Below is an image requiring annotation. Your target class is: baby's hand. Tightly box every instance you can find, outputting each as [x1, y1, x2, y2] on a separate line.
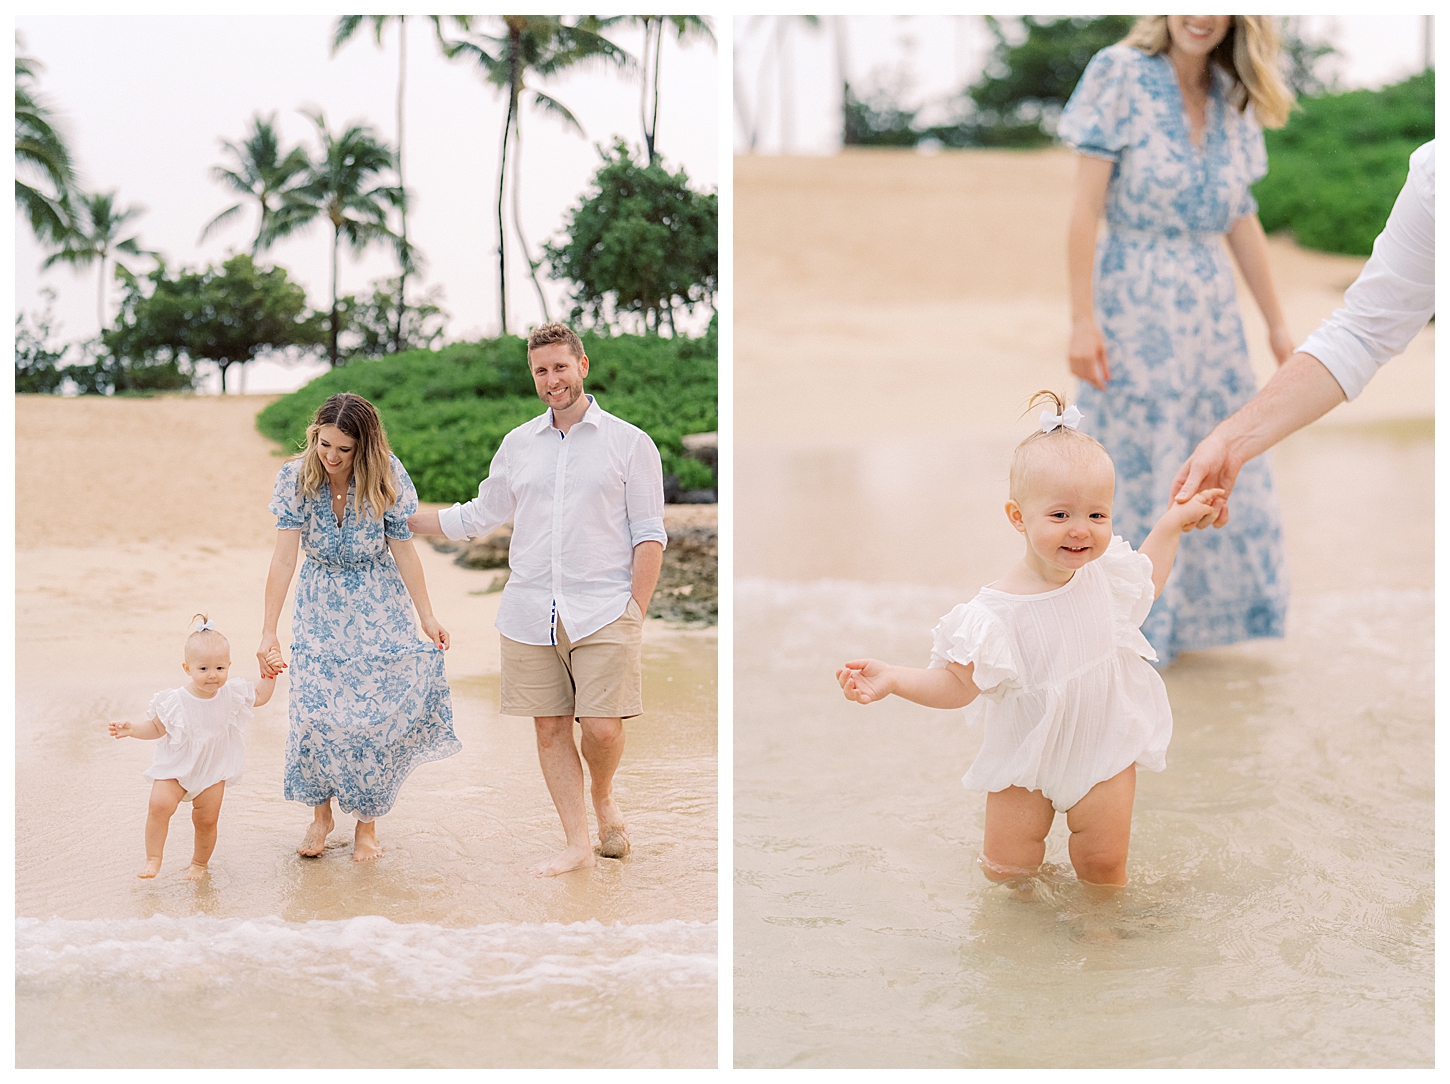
[108, 720, 133, 740]
[263, 648, 287, 676]
[1165, 488, 1225, 532]
[837, 659, 892, 705]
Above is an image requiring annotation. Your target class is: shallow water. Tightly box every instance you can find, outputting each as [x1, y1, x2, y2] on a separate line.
[733, 421, 1433, 1069]
[16, 632, 717, 1068]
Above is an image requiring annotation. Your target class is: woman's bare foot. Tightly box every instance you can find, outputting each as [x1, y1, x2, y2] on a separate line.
[352, 820, 383, 863]
[184, 862, 208, 881]
[531, 844, 596, 877]
[137, 857, 163, 879]
[593, 794, 631, 858]
[298, 814, 334, 857]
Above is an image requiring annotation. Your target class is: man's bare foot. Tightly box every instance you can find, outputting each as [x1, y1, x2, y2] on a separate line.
[352, 821, 383, 863]
[298, 816, 334, 856]
[531, 845, 596, 877]
[184, 862, 208, 881]
[593, 794, 630, 858]
[137, 857, 163, 879]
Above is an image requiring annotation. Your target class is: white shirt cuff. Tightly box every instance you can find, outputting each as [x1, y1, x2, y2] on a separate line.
[438, 503, 468, 541]
[630, 518, 668, 550]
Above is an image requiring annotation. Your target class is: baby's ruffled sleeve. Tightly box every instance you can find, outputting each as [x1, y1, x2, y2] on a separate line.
[1097, 535, 1158, 662]
[269, 461, 304, 531]
[383, 456, 419, 541]
[148, 689, 187, 744]
[228, 679, 256, 732]
[928, 603, 1018, 696]
[1058, 47, 1135, 161]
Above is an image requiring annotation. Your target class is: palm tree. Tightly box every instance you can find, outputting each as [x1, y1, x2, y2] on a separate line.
[606, 16, 715, 162]
[331, 15, 471, 352]
[267, 111, 400, 365]
[15, 36, 77, 246]
[42, 191, 151, 333]
[445, 16, 631, 334]
[200, 112, 311, 253]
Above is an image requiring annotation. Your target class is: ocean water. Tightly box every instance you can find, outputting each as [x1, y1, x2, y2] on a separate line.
[734, 578, 1432, 1068]
[16, 631, 718, 1068]
[17, 915, 715, 1068]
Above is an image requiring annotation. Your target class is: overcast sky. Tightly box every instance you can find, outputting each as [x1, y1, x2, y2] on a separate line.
[15, 14, 718, 392]
[735, 14, 1435, 154]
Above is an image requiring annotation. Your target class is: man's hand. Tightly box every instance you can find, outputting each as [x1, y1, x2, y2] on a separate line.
[407, 509, 443, 535]
[1171, 430, 1241, 529]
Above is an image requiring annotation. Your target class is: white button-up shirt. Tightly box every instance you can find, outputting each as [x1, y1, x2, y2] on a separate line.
[1298, 140, 1435, 400]
[439, 396, 667, 645]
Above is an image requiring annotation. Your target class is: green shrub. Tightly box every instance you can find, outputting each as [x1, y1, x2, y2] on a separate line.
[1255, 71, 1433, 256]
[256, 320, 717, 504]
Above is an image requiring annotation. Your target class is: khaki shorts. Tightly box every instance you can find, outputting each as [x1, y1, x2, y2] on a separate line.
[500, 599, 644, 719]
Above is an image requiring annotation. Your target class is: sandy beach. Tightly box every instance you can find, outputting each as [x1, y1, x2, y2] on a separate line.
[15, 393, 717, 1068]
[733, 149, 1431, 1068]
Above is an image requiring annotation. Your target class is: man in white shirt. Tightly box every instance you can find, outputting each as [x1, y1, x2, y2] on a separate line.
[1172, 140, 1434, 524]
[408, 323, 667, 876]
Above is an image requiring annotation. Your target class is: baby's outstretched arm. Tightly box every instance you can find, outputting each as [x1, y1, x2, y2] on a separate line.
[1139, 488, 1227, 597]
[837, 659, 980, 709]
[109, 716, 166, 740]
[252, 649, 285, 708]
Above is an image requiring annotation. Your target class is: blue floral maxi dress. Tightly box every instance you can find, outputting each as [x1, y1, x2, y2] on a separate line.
[1058, 44, 1288, 664]
[270, 455, 459, 819]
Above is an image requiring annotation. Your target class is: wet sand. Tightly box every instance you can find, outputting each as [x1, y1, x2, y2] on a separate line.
[733, 150, 1432, 1067]
[15, 394, 717, 1068]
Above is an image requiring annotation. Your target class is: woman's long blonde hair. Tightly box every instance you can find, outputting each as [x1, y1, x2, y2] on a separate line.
[292, 392, 397, 519]
[1124, 16, 1293, 129]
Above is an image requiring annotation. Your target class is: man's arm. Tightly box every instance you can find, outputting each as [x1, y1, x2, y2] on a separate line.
[1172, 352, 1346, 520]
[630, 540, 663, 616]
[408, 442, 514, 540]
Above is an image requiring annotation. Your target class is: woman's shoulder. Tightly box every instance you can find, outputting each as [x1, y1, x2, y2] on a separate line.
[275, 457, 302, 483]
[1087, 42, 1153, 78]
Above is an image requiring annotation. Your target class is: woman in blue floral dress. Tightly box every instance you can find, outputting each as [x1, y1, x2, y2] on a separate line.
[258, 392, 459, 861]
[1060, 16, 1296, 664]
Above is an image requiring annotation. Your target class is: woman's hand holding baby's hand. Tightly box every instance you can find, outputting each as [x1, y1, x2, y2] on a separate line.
[108, 720, 133, 739]
[257, 632, 285, 678]
[263, 648, 287, 676]
[837, 659, 891, 705]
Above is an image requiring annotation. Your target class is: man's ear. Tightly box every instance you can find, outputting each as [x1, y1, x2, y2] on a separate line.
[578, 353, 589, 379]
[1004, 499, 1026, 534]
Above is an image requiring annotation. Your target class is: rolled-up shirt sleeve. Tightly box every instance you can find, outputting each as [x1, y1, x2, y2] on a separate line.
[625, 431, 668, 550]
[439, 440, 516, 541]
[1297, 141, 1435, 401]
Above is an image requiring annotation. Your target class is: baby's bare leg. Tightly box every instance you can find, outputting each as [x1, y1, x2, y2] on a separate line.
[141, 779, 186, 878]
[1065, 764, 1136, 887]
[981, 786, 1055, 880]
[186, 781, 225, 879]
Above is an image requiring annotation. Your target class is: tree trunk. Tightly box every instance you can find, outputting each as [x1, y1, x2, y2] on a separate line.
[97, 259, 106, 334]
[511, 113, 550, 323]
[496, 44, 519, 337]
[329, 227, 340, 365]
[639, 18, 654, 161]
[649, 21, 664, 161]
[394, 16, 408, 354]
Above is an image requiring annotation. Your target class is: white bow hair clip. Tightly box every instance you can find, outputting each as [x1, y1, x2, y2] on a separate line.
[194, 618, 217, 632]
[1040, 404, 1083, 433]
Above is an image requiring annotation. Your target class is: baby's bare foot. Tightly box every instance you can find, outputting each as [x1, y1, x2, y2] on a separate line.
[531, 845, 596, 877]
[352, 822, 383, 863]
[184, 862, 208, 881]
[137, 857, 162, 879]
[298, 816, 334, 857]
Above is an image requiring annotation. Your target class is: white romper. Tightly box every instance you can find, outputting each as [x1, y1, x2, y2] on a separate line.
[143, 679, 254, 801]
[929, 537, 1172, 812]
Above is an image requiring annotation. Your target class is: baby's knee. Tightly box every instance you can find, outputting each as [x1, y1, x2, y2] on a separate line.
[977, 852, 1041, 883]
[148, 793, 180, 819]
[191, 805, 221, 830]
[1068, 842, 1128, 887]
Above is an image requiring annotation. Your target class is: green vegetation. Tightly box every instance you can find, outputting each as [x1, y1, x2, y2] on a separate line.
[545, 140, 717, 335]
[1254, 71, 1433, 256]
[255, 320, 718, 504]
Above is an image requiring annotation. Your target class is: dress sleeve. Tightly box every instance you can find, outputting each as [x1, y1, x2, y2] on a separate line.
[1232, 107, 1269, 220]
[927, 603, 1018, 695]
[384, 456, 419, 541]
[227, 679, 257, 732]
[147, 689, 187, 744]
[1097, 536, 1159, 662]
[1058, 47, 1135, 161]
[269, 461, 304, 531]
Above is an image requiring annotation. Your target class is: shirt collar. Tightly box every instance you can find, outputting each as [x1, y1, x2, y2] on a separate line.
[535, 394, 602, 434]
